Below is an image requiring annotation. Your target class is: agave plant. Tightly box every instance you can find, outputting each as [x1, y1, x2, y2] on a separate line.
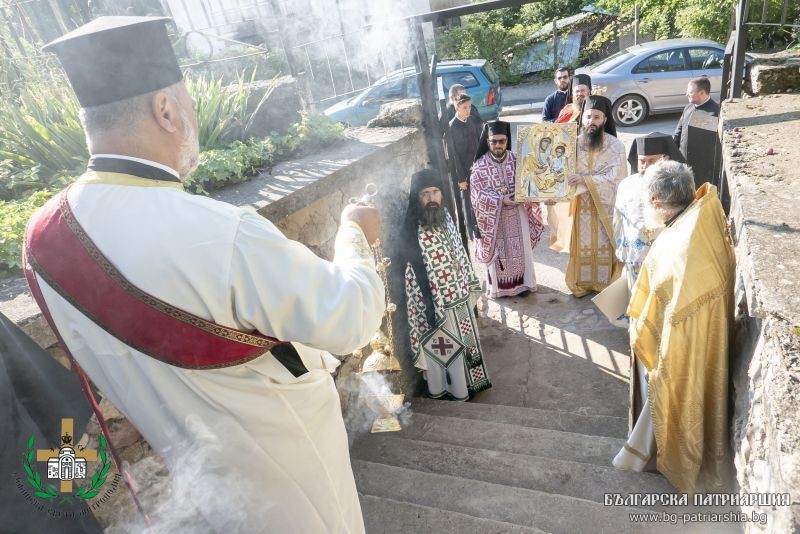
[0, 73, 88, 199]
[186, 69, 259, 151]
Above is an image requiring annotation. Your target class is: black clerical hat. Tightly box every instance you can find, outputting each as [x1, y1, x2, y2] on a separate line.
[474, 120, 513, 161]
[627, 132, 685, 174]
[43, 16, 183, 108]
[580, 95, 617, 137]
[566, 73, 592, 104]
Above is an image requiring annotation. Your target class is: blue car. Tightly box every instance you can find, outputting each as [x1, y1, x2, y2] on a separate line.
[324, 59, 502, 126]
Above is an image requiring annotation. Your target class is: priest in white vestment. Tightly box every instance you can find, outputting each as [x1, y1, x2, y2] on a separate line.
[28, 17, 384, 533]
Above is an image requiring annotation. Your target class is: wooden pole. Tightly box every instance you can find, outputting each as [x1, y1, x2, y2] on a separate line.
[634, 4, 640, 45]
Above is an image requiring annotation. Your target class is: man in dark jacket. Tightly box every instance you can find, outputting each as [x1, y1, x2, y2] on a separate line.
[673, 77, 719, 158]
[541, 67, 570, 122]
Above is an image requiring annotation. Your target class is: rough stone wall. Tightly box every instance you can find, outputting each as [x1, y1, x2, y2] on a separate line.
[260, 128, 429, 407]
[746, 51, 800, 96]
[723, 94, 800, 532]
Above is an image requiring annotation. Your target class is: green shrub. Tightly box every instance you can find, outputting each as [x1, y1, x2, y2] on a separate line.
[0, 113, 344, 272]
[0, 189, 57, 274]
[0, 74, 88, 196]
[183, 113, 344, 195]
[0, 71, 258, 201]
[436, 22, 529, 84]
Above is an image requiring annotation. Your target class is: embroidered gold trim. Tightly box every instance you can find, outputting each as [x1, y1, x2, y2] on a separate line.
[56, 193, 279, 349]
[77, 171, 185, 190]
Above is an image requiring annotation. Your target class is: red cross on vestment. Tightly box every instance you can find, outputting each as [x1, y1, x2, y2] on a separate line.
[431, 250, 444, 263]
[439, 270, 451, 283]
[444, 287, 457, 301]
[422, 233, 434, 244]
[431, 336, 454, 356]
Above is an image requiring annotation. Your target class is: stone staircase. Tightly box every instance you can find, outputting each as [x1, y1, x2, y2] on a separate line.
[351, 240, 740, 534]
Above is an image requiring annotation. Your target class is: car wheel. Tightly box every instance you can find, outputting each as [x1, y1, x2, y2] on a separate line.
[612, 94, 648, 127]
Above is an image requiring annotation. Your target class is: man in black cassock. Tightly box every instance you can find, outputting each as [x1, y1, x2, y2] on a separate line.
[448, 93, 483, 242]
[673, 77, 719, 158]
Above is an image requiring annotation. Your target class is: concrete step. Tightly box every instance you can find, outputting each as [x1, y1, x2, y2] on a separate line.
[354, 460, 671, 534]
[413, 396, 628, 438]
[351, 435, 675, 508]
[393, 411, 625, 467]
[360, 494, 545, 533]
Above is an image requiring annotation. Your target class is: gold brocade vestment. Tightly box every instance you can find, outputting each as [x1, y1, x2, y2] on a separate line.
[564, 134, 626, 297]
[628, 184, 735, 493]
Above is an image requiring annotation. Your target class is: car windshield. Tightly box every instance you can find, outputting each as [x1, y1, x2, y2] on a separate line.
[589, 50, 633, 73]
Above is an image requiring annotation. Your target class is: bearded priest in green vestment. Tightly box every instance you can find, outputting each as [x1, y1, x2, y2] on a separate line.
[399, 168, 490, 400]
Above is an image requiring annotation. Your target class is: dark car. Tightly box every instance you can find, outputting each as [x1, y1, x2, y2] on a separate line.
[325, 59, 502, 126]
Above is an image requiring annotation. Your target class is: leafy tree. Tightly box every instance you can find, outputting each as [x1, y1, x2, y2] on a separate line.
[519, 0, 593, 29]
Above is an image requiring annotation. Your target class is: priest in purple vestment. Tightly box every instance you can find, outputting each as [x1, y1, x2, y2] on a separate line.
[470, 121, 545, 298]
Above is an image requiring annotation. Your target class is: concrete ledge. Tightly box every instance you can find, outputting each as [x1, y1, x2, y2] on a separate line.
[500, 101, 544, 117]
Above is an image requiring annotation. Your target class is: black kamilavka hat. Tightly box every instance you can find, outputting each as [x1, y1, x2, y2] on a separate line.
[474, 120, 513, 162]
[43, 16, 183, 108]
[580, 95, 617, 137]
[627, 132, 685, 174]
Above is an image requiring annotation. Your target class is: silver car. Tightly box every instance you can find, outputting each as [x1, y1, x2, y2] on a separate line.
[577, 38, 734, 127]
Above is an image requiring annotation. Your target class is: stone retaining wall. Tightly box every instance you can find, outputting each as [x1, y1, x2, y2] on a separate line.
[722, 94, 800, 532]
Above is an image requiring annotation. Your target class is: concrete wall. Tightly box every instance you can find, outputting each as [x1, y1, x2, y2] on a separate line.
[722, 94, 800, 532]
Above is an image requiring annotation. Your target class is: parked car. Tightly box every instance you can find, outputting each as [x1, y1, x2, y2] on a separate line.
[577, 38, 751, 127]
[324, 59, 502, 126]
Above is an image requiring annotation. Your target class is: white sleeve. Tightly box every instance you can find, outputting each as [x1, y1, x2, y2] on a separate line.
[228, 210, 385, 355]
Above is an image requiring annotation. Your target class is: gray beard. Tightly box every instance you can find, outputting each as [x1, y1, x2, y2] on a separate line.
[421, 204, 444, 228]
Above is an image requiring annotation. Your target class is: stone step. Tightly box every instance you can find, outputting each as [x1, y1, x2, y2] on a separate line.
[412, 397, 628, 439]
[351, 435, 675, 508]
[359, 494, 545, 533]
[391, 411, 625, 467]
[354, 460, 671, 534]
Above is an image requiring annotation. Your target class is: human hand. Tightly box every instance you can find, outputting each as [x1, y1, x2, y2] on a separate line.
[567, 174, 586, 187]
[458, 181, 468, 191]
[543, 200, 557, 206]
[502, 194, 517, 206]
[341, 204, 382, 245]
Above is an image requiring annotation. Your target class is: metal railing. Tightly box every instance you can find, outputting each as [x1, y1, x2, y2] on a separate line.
[722, 0, 799, 101]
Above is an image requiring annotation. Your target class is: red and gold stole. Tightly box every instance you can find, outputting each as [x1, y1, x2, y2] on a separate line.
[24, 186, 287, 370]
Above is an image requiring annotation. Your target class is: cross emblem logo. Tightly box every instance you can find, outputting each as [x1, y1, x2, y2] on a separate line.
[36, 419, 97, 493]
[431, 336, 454, 356]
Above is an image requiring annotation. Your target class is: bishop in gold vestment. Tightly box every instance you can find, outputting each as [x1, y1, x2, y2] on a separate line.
[627, 182, 734, 493]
